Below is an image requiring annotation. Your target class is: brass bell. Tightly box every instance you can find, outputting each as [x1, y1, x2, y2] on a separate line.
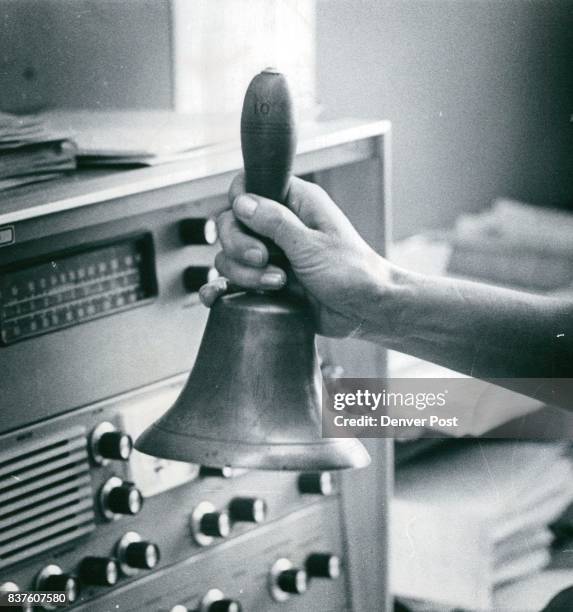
[135, 69, 370, 470]
[135, 291, 370, 470]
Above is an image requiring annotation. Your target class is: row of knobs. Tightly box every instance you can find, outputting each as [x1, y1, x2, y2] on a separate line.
[89, 423, 142, 521]
[96, 472, 332, 544]
[100, 480, 326, 528]
[165, 553, 340, 612]
[270, 553, 341, 600]
[191, 498, 265, 546]
[2, 550, 338, 610]
[191, 472, 334, 546]
[21, 532, 160, 608]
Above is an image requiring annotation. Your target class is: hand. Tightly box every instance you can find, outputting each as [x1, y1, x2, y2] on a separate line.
[200, 173, 393, 338]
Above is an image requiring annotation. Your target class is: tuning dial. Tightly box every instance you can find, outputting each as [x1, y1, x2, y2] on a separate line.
[269, 559, 308, 602]
[116, 532, 160, 576]
[298, 472, 334, 496]
[90, 422, 133, 464]
[199, 589, 242, 612]
[179, 218, 218, 245]
[183, 267, 218, 293]
[100, 477, 143, 520]
[191, 502, 231, 546]
[35, 565, 79, 608]
[229, 497, 267, 524]
[79, 556, 119, 586]
[305, 553, 341, 579]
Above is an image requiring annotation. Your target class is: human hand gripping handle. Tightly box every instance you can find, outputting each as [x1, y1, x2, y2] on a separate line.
[201, 71, 394, 339]
[207, 173, 393, 338]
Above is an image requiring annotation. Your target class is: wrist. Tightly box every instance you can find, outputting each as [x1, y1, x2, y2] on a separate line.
[353, 254, 410, 343]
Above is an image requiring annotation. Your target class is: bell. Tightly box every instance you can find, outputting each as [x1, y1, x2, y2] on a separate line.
[136, 68, 370, 470]
[135, 291, 370, 470]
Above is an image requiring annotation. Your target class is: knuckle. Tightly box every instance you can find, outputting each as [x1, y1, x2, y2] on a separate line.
[307, 181, 327, 199]
[268, 209, 288, 244]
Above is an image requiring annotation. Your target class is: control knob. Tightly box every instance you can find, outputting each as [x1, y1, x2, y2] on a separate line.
[199, 466, 234, 479]
[183, 267, 218, 293]
[100, 477, 143, 520]
[229, 497, 267, 524]
[179, 218, 218, 246]
[116, 532, 160, 576]
[199, 466, 248, 479]
[35, 565, 79, 609]
[79, 556, 119, 586]
[305, 553, 341, 579]
[90, 422, 132, 464]
[199, 589, 242, 612]
[191, 502, 231, 546]
[298, 472, 334, 496]
[269, 559, 307, 602]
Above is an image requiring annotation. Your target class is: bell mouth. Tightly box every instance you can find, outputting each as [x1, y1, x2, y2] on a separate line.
[135, 424, 371, 471]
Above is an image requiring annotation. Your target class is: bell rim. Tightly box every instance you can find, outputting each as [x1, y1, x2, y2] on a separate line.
[215, 291, 308, 315]
[135, 424, 371, 471]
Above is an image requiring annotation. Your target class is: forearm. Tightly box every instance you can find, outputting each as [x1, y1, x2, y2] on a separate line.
[361, 264, 573, 404]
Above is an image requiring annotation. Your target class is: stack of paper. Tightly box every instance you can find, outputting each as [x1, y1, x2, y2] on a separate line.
[447, 198, 573, 291]
[0, 112, 76, 191]
[391, 441, 573, 610]
[44, 110, 238, 166]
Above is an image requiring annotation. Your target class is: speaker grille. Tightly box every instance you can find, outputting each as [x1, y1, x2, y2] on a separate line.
[0, 426, 95, 569]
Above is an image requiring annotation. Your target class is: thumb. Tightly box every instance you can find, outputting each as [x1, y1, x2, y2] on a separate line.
[233, 193, 311, 257]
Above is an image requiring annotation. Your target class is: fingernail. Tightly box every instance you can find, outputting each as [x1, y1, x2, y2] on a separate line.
[214, 277, 228, 291]
[260, 272, 285, 288]
[234, 195, 258, 218]
[244, 248, 264, 265]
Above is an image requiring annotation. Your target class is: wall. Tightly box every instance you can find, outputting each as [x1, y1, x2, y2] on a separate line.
[0, 0, 172, 112]
[172, 0, 316, 115]
[316, 0, 573, 238]
[0, 0, 316, 116]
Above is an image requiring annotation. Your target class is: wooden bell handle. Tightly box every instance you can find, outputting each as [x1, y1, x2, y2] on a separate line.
[240, 68, 297, 267]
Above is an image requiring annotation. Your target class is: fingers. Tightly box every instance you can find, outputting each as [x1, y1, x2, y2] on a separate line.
[214, 251, 286, 291]
[228, 172, 347, 234]
[216, 209, 269, 267]
[198, 276, 230, 307]
[232, 193, 311, 257]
